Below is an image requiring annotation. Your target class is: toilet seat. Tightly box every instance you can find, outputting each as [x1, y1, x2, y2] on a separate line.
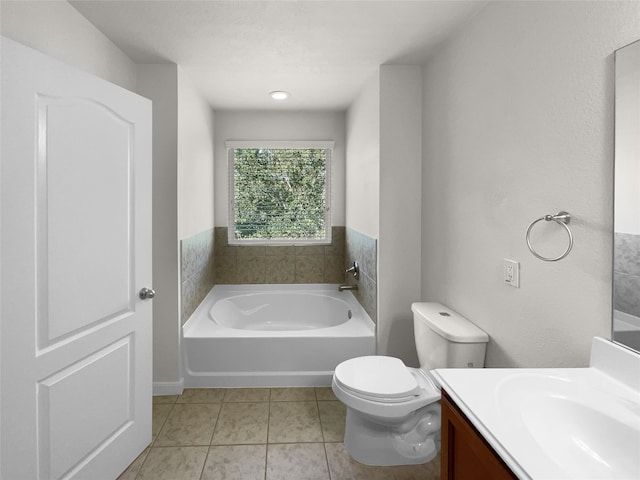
[334, 356, 422, 403]
[332, 357, 440, 419]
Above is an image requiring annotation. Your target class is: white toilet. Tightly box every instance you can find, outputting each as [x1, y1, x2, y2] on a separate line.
[331, 302, 489, 466]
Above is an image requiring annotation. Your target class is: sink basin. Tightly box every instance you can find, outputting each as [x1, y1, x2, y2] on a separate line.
[432, 338, 640, 480]
[497, 373, 640, 479]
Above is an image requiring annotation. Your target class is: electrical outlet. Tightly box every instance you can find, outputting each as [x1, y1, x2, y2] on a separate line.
[504, 259, 520, 288]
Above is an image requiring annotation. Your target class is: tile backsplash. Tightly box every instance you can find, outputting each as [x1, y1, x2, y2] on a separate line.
[345, 227, 377, 323]
[614, 232, 640, 317]
[180, 228, 215, 324]
[180, 226, 378, 326]
[214, 227, 345, 285]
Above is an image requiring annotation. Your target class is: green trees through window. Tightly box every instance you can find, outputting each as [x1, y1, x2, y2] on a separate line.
[231, 148, 330, 243]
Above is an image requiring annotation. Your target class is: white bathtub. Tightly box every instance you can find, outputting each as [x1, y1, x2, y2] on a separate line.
[182, 284, 376, 387]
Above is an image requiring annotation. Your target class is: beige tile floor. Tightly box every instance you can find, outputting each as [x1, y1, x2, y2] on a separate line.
[118, 387, 441, 480]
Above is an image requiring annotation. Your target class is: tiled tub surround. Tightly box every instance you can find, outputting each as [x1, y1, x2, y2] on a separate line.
[345, 227, 377, 323]
[119, 387, 440, 480]
[613, 232, 640, 317]
[214, 226, 345, 284]
[181, 228, 215, 324]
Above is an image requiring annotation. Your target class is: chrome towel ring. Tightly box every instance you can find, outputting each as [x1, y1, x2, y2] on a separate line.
[526, 211, 573, 262]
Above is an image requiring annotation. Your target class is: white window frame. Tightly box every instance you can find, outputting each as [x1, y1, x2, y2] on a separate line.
[226, 140, 334, 246]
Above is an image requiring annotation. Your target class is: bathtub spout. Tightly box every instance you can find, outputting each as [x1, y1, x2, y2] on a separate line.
[338, 284, 358, 292]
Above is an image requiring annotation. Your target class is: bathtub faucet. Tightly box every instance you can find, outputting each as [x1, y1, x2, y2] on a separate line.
[339, 261, 360, 291]
[338, 284, 358, 292]
[345, 261, 359, 280]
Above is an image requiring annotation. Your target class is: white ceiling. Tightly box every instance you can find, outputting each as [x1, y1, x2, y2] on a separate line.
[70, 0, 486, 110]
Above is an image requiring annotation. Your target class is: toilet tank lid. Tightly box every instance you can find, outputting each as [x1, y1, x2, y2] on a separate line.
[411, 302, 489, 343]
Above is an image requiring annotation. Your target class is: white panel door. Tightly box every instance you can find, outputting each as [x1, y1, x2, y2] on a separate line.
[1, 37, 153, 480]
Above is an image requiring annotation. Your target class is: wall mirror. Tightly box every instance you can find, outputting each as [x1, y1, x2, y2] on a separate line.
[613, 38, 640, 352]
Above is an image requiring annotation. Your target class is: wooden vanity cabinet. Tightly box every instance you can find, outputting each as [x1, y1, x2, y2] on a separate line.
[441, 389, 517, 480]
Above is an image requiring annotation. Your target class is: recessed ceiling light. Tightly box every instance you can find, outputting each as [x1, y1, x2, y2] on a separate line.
[269, 91, 289, 100]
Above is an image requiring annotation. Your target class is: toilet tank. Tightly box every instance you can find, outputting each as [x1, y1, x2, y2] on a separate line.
[411, 302, 489, 371]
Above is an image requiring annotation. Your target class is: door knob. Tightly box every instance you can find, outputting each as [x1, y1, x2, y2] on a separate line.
[139, 287, 156, 300]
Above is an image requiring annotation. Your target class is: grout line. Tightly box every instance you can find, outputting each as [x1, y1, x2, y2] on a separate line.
[266, 388, 272, 445]
[198, 446, 211, 480]
[316, 390, 334, 479]
[316, 388, 326, 443]
[129, 446, 150, 480]
[264, 388, 271, 480]
[208, 399, 223, 446]
[150, 400, 175, 447]
[323, 442, 333, 480]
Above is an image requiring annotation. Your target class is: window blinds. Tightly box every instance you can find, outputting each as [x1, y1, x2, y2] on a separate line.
[230, 147, 331, 243]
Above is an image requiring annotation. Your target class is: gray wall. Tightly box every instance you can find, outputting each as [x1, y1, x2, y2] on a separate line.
[213, 111, 346, 228]
[421, 0, 640, 368]
[1, 1, 136, 89]
[345, 66, 423, 364]
[137, 65, 181, 385]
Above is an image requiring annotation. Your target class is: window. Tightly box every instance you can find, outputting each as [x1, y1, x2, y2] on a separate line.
[227, 141, 333, 245]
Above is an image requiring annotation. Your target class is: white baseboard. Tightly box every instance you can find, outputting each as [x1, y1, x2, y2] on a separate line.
[183, 371, 333, 388]
[153, 378, 184, 396]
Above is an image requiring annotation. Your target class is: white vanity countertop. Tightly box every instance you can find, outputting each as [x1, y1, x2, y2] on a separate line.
[432, 337, 640, 480]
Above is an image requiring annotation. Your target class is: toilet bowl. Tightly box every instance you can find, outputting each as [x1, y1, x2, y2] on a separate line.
[332, 355, 442, 465]
[331, 302, 489, 466]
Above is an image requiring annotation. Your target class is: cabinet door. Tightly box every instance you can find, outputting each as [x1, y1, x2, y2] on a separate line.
[441, 390, 516, 480]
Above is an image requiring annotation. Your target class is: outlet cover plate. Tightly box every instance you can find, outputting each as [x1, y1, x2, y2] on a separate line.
[504, 259, 520, 288]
